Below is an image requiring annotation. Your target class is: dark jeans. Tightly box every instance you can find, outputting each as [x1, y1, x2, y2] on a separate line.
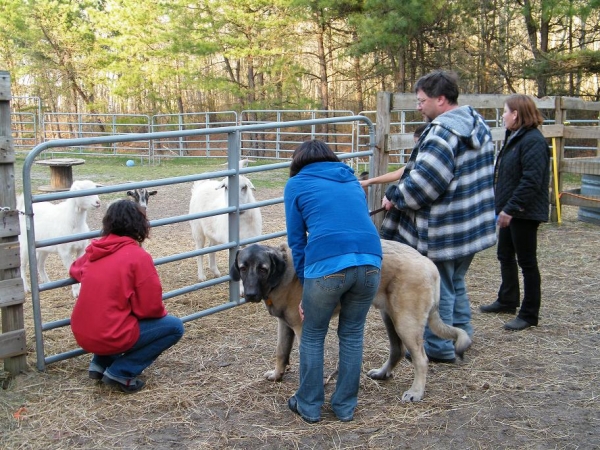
[92, 315, 184, 382]
[497, 218, 541, 325]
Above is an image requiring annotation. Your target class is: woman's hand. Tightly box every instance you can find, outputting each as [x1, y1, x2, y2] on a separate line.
[497, 211, 513, 228]
[298, 302, 304, 321]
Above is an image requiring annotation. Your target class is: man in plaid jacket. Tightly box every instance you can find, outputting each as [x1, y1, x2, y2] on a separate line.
[381, 70, 496, 363]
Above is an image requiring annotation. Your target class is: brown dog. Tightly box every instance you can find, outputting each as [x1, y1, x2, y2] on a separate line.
[230, 239, 471, 402]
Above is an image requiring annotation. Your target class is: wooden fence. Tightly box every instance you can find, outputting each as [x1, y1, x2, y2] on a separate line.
[0, 71, 27, 376]
[369, 93, 600, 227]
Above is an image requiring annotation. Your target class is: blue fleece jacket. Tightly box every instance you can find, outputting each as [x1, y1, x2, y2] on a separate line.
[284, 161, 382, 283]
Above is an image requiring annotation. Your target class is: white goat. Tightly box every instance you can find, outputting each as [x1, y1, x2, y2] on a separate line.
[189, 176, 262, 281]
[126, 188, 157, 210]
[18, 179, 101, 297]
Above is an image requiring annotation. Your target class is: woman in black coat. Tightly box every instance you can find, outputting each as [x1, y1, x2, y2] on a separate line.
[480, 94, 549, 331]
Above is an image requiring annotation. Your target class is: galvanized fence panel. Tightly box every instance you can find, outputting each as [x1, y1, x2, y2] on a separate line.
[240, 110, 356, 161]
[21, 115, 375, 370]
[10, 111, 37, 151]
[42, 113, 153, 159]
[150, 112, 238, 160]
[357, 110, 426, 168]
[11, 105, 599, 162]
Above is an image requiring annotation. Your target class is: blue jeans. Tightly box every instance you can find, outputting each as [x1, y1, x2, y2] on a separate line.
[294, 265, 380, 422]
[424, 254, 475, 360]
[91, 315, 184, 383]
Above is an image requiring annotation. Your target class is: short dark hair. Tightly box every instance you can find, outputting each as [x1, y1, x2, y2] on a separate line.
[289, 140, 340, 177]
[413, 124, 427, 138]
[102, 200, 150, 243]
[505, 94, 544, 129]
[415, 70, 459, 105]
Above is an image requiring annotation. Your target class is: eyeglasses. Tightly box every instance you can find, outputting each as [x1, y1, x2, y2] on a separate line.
[416, 98, 428, 106]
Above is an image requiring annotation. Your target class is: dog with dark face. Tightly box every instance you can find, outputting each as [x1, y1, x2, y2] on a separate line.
[231, 239, 471, 402]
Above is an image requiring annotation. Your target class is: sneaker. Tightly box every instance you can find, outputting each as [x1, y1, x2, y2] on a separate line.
[479, 301, 517, 314]
[101, 375, 145, 394]
[88, 362, 105, 381]
[88, 370, 104, 381]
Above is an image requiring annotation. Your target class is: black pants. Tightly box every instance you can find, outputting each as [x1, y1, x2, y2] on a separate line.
[496, 218, 541, 325]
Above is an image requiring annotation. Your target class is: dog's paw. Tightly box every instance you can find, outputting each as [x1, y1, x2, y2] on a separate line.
[401, 389, 423, 402]
[366, 368, 393, 380]
[264, 370, 284, 382]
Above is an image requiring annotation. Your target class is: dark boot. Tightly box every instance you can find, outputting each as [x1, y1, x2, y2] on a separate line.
[504, 317, 533, 331]
[479, 301, 517, 314]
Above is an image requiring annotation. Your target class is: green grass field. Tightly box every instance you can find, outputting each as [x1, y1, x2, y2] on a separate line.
[14, 154, 291, 195]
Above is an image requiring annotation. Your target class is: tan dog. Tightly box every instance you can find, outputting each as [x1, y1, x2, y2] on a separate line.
[230, 239, 471, 402]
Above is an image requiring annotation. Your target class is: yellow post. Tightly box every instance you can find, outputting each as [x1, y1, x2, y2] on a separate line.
[552, 138, 562, 224]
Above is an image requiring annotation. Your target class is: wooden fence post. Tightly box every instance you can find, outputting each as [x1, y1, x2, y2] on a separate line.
[369, 91, 391, 230]
[0, 70, 28, 375]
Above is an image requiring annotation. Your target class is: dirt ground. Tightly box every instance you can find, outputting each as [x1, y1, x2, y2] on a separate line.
[1, 181, 599, 450]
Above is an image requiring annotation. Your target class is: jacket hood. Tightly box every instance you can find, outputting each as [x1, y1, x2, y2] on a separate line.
[433, 105, 491, 150]
[86, 234, 139, 261]
[297, 161, 357, 183]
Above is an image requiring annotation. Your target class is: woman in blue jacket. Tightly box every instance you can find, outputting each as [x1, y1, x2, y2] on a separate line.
[284, 140, 382, 423]
[480, 94, 549, 331]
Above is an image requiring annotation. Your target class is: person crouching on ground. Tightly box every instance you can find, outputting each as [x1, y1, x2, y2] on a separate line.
[70, 199, 184, 393]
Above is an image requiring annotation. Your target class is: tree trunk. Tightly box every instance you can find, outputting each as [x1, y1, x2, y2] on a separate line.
[522, 0, 550, 96]
[317, 28, 329, 111]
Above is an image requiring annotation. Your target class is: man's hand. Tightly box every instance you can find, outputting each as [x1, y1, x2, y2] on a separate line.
[382, 196, 393, 210]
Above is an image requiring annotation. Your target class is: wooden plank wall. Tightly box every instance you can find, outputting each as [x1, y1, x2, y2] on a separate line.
[0, 70, 27, 375]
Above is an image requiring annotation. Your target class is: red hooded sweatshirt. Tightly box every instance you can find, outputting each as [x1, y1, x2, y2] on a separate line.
[70, 234, 167, 355]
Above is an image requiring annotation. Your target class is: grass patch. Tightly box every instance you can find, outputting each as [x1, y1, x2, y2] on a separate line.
[14, 154, 290, 193]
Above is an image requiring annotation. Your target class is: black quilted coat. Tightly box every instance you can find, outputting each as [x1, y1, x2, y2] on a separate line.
[494, 127, 550, 222]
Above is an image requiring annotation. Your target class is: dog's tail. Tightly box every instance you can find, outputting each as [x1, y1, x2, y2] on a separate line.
[427, 292, 472, 359]
[427, 309, 472, 358]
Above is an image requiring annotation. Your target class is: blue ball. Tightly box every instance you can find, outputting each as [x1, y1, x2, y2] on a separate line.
[126, 160, 135, 167]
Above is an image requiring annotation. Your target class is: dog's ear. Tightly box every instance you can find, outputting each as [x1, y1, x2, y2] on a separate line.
[267, 250, 287, 288]
[230, 250, 241, 281]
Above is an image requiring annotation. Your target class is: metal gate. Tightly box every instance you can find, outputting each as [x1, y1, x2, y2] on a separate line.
[21, 115, 376, 370]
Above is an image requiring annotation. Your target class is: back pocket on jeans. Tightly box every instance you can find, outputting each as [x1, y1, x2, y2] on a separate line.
[365, 267, 381, 288]
[317, 272, 345, 292]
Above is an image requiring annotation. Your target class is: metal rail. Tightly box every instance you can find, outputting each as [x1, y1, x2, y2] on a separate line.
[22, 115, 376, 370]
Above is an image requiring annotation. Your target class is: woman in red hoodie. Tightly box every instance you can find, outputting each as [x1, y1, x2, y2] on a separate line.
[70, 200, 184, 393]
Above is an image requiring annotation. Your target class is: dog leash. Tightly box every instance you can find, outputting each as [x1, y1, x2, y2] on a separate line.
[369, 206, 387, 216]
